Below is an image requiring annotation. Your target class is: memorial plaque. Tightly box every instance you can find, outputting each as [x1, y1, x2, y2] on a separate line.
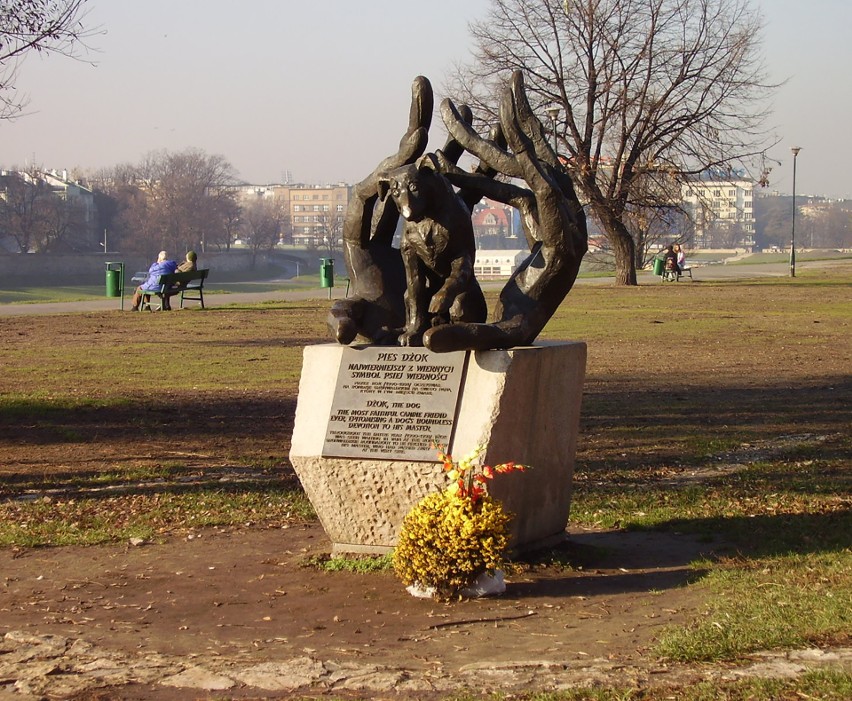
[322, 346, 468, 461]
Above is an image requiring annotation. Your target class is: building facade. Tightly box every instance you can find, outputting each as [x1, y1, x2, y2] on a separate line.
[471, 199, 520, 249]
[234, 183, 351, 247]
[287, 184, 350, 246]
[682, 178, 755, 249]
[473, 249, 527, 277]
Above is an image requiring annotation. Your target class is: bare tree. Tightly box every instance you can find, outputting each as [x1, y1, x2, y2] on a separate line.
[0, 168, 87, 251]
[207, 194, 241, 252]
[623, 202, 688, 269]
[1, 0, 96, 120]
[621, 169, 688, 268]
[107, 148, 239, 256]
[240, 198, 282, 268]
[755, 195, 852, 251]
[820, 205, 852, 250]
[147, 149, 239, 253]
[315, 209, 344, 258]
[453, 0, 776, 284]
[277, 208, 293, 246]
[0, 170, 42, 251]
[34, 190, 87, 251]
[86, 164, 134, 251]
[705, 220, 746, 249]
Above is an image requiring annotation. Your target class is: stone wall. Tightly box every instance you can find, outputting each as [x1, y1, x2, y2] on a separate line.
[0, 250, 328, 285]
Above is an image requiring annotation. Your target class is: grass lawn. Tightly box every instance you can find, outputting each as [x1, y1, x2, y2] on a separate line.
[1, 264, 850, 698]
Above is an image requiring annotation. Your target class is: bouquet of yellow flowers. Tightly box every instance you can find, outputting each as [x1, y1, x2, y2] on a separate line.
[392, 445, 527, 600]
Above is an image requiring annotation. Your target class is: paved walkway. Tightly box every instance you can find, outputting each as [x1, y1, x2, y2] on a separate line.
[0, 286, 344, 316]
[0, 259, 843, 317]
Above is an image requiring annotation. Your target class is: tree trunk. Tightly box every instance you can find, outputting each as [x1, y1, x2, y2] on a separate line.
[633, 230, 648, 273]
[610, 232, 638, 285]
[595, 208, 638, 285]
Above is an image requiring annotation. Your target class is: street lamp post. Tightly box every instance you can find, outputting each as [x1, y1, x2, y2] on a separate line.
[790, 146, 801, 277]
[545, 105, 560, 155]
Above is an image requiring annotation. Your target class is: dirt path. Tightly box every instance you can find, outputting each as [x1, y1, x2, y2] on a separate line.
[0, 524, 738, 698]
[3, 523, 850, 698]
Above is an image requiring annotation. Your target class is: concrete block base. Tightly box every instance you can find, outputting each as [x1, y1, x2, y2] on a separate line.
[289, 342, 586, 554]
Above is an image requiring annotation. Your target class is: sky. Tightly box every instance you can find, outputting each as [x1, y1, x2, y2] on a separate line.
[1, 0, 850, 199]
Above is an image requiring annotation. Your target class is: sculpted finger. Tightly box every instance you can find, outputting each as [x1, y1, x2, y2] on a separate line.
[392, 76, 434, 166]
[406, 76, 434, 139]
[441, 98, 521, 178]
[441, 103, 473, 165]
[498, 81, 529, 159]
[354, 77, 433, 199]
[509, 70, 555, 165]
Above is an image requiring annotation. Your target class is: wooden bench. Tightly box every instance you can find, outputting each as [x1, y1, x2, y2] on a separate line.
[140, 269, 209, 311]
[678, 266, 693, 281]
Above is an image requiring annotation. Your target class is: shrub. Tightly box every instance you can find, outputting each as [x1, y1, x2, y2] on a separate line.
[392, 445, 526, 600]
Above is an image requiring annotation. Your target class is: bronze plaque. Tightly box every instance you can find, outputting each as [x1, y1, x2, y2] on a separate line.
[322, 346, 468, 461]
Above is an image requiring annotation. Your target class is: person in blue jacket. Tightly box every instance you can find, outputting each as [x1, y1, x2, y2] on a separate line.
[130, 250, 178, 311]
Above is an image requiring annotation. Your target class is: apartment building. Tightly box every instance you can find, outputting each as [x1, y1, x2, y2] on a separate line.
[682, 177, 755, 249]
[287, 184, 350, 246]
[234, 183, 351, 246]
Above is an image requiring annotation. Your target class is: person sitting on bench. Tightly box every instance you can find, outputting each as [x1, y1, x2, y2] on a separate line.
[162, 250, 198, 310]
[131, 251, 177, 311]
[674, 243, 686, 272]
[663, 245, 680, 275]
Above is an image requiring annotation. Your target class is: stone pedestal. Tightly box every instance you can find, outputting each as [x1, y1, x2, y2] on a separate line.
[289, 342, 586, 554]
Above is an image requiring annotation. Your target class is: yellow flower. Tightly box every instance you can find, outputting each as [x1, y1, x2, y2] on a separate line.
[392, 489, 512, 601]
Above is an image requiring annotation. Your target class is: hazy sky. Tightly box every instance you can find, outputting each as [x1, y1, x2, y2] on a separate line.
[2, 0, 850, 198]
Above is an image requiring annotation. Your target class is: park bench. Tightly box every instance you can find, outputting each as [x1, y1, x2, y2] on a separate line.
[139, 269, 209, 311]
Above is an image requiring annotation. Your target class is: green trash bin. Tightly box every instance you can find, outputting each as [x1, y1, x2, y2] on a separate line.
[105, 262, 124, 297]
[652, 256, 665, 276]
[319, 258, 334, 288]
